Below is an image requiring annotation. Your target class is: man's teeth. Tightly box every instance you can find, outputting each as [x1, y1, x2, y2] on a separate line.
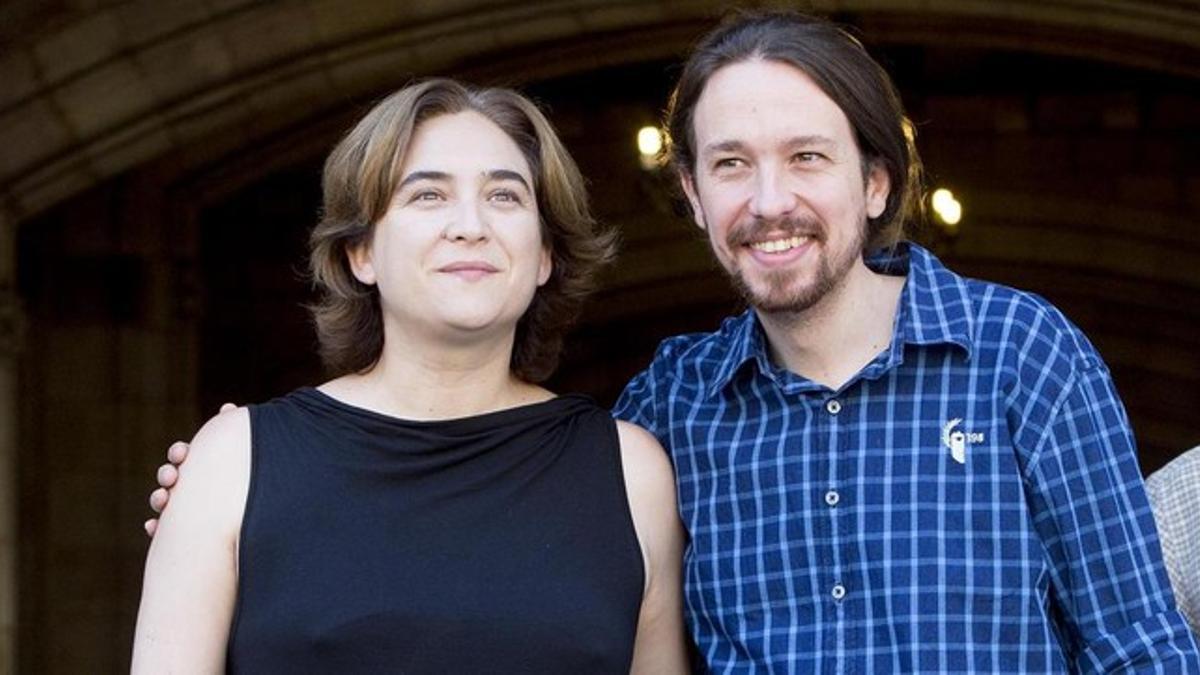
[749, 235, 810, 253]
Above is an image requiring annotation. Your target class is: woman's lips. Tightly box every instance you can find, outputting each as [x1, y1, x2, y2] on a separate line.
[438, 261, 499, 281]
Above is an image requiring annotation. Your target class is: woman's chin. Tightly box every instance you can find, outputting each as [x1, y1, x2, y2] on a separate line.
[435, 310, 520, 339]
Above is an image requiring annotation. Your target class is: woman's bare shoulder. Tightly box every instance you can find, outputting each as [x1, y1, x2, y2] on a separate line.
[168, 406, 252, 528]
[614, 420, 674, 489]
[614, 420, 679, 541]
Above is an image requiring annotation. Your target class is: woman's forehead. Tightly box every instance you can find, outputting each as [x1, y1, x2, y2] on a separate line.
[402, 110, 534, 181]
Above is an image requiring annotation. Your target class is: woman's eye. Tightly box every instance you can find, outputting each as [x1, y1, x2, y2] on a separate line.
[413, 190, 442, 202]
[490, 189, 522, 204]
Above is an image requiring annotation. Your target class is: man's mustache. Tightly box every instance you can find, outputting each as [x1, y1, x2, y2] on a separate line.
[726, 216, 825, 249]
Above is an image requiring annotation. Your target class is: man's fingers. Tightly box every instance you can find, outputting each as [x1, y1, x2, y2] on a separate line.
[166, 441, 188, 465]
[156, 463, 178, 489]
[149, 487, 170, 514]
[151, 411, 231, 532]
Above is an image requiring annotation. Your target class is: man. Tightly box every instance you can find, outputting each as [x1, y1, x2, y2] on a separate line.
[609, 10, 1199, 672]
[149, 9, 1199, 672]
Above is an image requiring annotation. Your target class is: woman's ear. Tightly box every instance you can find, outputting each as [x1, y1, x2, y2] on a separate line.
[537, 245, 553, 287]
[347, 240, 376, 285]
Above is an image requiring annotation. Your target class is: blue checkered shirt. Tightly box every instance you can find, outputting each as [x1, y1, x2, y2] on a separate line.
[614, 243, 1200, 673]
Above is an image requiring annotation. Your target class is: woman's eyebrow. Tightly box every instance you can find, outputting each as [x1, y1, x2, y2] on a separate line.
[396, 170, 450, 190]
[485, 169, 531, 191]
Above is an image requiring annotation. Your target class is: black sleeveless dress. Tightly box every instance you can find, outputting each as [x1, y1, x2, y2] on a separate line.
[226, 388, 645, 673]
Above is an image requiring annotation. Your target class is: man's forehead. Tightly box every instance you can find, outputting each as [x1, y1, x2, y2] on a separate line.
[700, 59, 833, 100]
[692, 64, 854, 149]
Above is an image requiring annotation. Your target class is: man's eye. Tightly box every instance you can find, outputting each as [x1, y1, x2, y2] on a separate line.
[714, 158, 745, 170]
[794, 152, 824, 162]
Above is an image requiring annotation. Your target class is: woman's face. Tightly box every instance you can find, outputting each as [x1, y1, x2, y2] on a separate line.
[348, 110, 551, 345]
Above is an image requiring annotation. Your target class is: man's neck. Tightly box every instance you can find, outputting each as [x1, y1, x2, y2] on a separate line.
[757, 258, 905, 391]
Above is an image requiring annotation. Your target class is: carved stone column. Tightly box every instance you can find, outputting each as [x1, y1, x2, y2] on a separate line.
[0, 211, 21, 675]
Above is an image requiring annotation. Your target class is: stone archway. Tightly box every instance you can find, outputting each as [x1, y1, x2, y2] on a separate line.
[2, 0, 1198, 221]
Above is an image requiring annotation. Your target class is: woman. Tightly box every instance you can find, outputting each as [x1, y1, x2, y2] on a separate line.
[132, 79, 686, 673]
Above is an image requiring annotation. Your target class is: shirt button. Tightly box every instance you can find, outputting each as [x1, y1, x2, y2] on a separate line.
[824, 490, 840, 507]
[831, 584, 846, 601]
[825, 399, 842, 415]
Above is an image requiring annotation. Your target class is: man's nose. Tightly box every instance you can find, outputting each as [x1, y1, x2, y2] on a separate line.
[749, 168, 798, 221]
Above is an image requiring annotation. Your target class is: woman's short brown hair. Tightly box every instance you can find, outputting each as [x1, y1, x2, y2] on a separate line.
[309, 79, 615, 382]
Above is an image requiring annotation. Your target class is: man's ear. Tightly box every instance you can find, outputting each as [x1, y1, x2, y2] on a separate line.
[865, 161, 891, 220]
[347, 240, 376, 285]
[679, 172, 706, 231]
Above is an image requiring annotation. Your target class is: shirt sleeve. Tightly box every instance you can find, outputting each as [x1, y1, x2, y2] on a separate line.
[612, 361, 661, 440]
[1023, 356, 1200, 673]
[612, 337, 683, 444]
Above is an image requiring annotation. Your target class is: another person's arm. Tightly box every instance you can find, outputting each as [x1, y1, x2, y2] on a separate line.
[617, 420, 688, 674]
[131, 407, 251, 672]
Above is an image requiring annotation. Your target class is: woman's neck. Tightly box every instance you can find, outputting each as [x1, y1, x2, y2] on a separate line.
[320, 327, 551, 421]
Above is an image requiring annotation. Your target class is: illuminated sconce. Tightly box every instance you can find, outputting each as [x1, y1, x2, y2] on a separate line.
[637, 125, 665, 170]
[931, 188, 963, 233]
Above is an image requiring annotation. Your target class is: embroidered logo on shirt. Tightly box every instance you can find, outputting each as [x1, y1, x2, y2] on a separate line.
[942, 418, 984, 464]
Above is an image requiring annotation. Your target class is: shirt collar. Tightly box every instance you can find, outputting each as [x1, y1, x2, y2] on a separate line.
[874, 242, 975, 359]
[706, 242, 975, 398]
[706, 309, 765, 398]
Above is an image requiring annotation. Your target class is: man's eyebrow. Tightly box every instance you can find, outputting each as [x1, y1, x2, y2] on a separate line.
[701, 140, 747, 156]
[485, 169, 532, 191]
[396, 170, 450, 190]
[784, 134, 837, 148]
[701, 135, 838, 156]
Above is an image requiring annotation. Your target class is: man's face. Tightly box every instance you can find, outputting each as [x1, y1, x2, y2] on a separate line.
[681, 59, 890, 315]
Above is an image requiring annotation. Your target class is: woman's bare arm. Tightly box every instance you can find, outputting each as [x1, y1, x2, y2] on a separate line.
[617, 420, 689, 674]
[131, 407, 251, 673]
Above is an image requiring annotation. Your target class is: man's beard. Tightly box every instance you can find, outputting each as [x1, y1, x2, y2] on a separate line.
[721, 214, 864, 316]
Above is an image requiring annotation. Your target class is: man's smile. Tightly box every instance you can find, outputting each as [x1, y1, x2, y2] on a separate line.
[748, 234, 812, 254]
